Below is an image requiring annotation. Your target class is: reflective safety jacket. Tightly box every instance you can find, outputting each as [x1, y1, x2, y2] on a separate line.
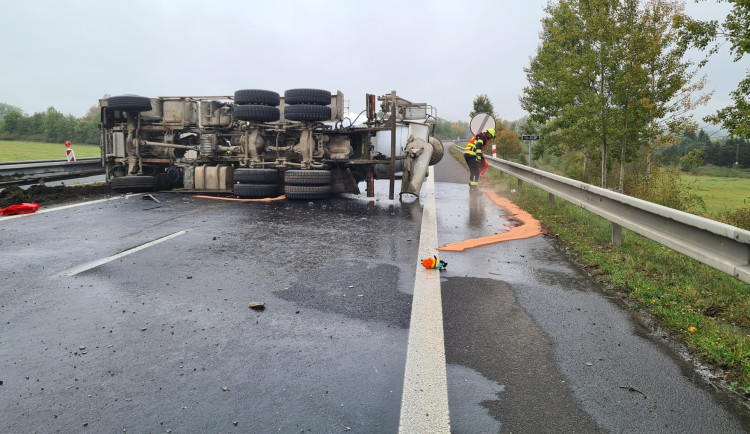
[464, 131, 491, 157]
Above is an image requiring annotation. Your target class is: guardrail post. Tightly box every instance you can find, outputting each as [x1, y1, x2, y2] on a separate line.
[518, 179, 523, 188]
[549, 193, 556, 209]
[611, 222, 622, 246]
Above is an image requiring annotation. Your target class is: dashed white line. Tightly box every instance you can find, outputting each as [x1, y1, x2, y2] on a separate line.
[60, 230, 190, 277]
[399, 166, 451, 433]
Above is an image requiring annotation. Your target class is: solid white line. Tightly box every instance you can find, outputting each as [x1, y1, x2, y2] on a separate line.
[60, 230, 190, 277]
[399, 166, 451, 433]
[0, 195, 135, 221]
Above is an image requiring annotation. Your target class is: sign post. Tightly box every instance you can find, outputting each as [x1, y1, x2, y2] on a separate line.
[521, 134, 540, 167]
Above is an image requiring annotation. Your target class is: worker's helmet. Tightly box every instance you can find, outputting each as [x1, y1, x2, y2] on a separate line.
[486, 128, 496, 138]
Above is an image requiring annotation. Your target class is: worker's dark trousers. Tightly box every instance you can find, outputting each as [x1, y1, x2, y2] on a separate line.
[464, 154, 479, 183]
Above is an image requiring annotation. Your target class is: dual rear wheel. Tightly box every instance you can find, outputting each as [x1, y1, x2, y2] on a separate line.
[232, 168, 332, 200]
[283, 170, 332, 200]
[233, 168, 281, 198]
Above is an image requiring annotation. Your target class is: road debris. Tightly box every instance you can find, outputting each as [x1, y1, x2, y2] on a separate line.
[619, 385, 647, 399]
[421, 255, 447, 270]
[249, 302, 265, 311]
[143, 194, 161, 204]
[0, 202, 40, 216]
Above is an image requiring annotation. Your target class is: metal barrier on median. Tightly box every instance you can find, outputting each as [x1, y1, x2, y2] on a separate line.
[451, 145, 750, 285]
[0, 158, 104, 186]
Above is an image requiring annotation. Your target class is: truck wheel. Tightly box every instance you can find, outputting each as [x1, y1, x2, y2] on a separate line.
[234, 89, 280, 106]
[108, 95, 153, 113]
[284, 104, 331, 122]
[233, 168, 280, 184]
[283, 170, 332, 185]
[284, 88, 331, 105]
[111, 175, 157, 192]
[234, 105, 280, 122]
[429, 137, 445, 166]
[234, 183, 280, 198]
[284, 184, 331, 200]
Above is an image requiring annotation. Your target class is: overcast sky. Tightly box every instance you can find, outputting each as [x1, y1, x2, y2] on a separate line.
[0, 0, 743, 135]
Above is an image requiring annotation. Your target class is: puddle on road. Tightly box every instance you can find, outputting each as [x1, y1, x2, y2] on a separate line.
[274, 258, 412, 328]
[446, 364, 504, 433]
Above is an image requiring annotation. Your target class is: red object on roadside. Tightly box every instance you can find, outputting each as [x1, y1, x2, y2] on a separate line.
[479, 158, 489, 175]
[0, 203, 40, 216]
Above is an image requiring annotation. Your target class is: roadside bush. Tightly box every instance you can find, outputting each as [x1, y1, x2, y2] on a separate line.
[629, 165, 706, 214]
[720, 207, 750, 231]
[563, 152, 585, 180]
[0, 131, 18, 141]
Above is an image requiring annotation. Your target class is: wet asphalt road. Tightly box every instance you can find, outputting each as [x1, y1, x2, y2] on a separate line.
[1, 149, 749, 433]
[1, 190, 421, 433]
[435, 151, 750, 433]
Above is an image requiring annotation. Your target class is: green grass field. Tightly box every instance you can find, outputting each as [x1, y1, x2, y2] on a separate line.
[0, 140, 100, 161]
[683, 174, 750, 214]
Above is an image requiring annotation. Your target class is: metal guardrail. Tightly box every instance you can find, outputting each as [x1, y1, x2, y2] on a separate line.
[451, 145, 750, 285]
[0, 158, 104, 187]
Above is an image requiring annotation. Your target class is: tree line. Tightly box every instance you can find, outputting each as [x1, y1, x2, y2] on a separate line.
[472, 0, 750, 214]
[0, 102, 100, 145]
[660, 130, 750, 169]
[520, 0, 713, 191]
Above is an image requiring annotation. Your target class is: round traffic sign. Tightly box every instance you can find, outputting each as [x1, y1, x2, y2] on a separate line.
[470, 113, 496, 135]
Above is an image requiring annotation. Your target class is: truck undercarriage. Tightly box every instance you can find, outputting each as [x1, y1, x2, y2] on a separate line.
[99, 89, 443, 200]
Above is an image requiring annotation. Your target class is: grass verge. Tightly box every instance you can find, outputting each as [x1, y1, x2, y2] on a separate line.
[683, 174, 750, 214]
[449, 147, 750, 395]
[0, 140, 100, 161]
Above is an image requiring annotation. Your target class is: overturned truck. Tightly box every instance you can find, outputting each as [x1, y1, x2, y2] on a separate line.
[99, 89, 443, 200]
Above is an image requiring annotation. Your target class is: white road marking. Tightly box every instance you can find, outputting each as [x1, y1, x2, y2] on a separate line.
[399, 166, 451, 433]
[60, 230, 190, 277]
[0, 195, 135, 221]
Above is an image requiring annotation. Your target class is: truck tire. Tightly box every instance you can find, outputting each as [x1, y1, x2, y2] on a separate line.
[234, 183, 280, 198]
[429, 137, 445, 166]
[284, 104, 331, 122]
[234, 89, 280, 106]
[233, 168, 280, 184]
[111, 175, 157, 192]
[284, 88, 331, 105]
[283, 170, 332, 185]
[284, 184, 331, 200]
[234, 105, 280, 122]
[108, 95, 153, 113]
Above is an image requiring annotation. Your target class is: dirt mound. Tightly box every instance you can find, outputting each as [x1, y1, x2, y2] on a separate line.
[0, 184, 114, 209]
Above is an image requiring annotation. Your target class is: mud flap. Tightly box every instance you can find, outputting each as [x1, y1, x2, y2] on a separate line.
[330, 168, 360, 194]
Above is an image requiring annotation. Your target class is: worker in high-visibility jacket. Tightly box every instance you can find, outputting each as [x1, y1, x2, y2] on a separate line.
[464, 128, 495, 186]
